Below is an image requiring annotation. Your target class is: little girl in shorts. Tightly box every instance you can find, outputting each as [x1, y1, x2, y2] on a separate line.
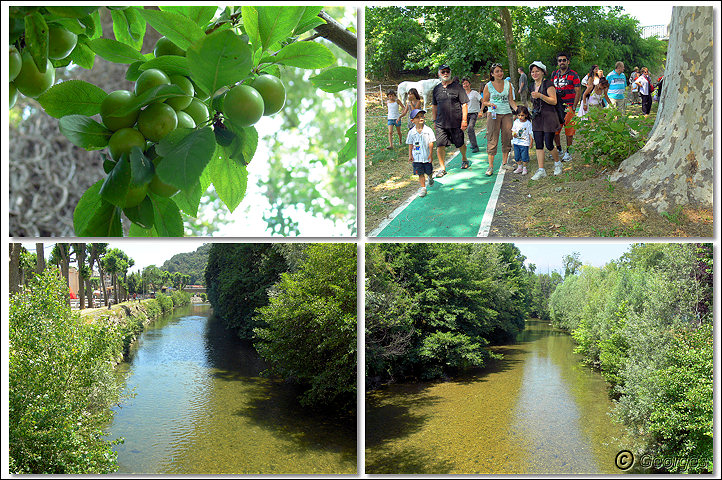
[386, 90, 404, 149]
[511, 106, 533, 175]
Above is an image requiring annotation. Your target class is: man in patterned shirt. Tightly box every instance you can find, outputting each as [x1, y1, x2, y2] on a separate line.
[551, 52, 581, 164]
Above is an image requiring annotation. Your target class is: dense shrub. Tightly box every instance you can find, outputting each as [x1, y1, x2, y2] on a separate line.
[155, 292, 173, 314]
[548, 243, 713, 473]
[366, 243, 531, 384]
[575, 107, 654, 167]
[170, 290, 191, 307]
[144, 298, 161, 319]
[254, 244, 357, 410]
[9, 270, 121, 473]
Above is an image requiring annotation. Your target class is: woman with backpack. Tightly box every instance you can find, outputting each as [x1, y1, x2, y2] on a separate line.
[528, 61, 561, 180]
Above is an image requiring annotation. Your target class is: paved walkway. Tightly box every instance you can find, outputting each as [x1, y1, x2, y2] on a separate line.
[371, 128, 507, 237]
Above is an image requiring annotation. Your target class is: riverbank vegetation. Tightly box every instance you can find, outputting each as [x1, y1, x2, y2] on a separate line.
[548, 243, 713, 473]
[366, 243, 552, 385]
[9, 264, 192, 474]
[205, 243, 357, 410]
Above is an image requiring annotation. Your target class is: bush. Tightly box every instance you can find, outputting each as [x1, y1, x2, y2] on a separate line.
[170, 290, 190, 307]
[199, 293, 207, 302]
[144, 298, 161, 319]
[155, 292, 173, 314]
[9, 270, 121, 473]
[575, 107, 654, 167]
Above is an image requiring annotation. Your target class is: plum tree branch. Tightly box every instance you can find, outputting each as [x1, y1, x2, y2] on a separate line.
[314, 10, 357, 58]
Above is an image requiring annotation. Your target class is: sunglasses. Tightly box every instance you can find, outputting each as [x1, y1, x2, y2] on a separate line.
[440, 69, 450, 74]
[557, 59, 568, 63]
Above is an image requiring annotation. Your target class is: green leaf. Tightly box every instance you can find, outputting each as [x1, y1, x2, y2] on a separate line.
[88, 38, 146, 63]
[338, 124, 357, 164]
[25, 11, 49, 73]
[293, 7, 325, 35]
[187, 29, 253, 98]
[68, 38, 95, 69]
[78, 14, 97, 39]
[257, 6, 304, 52]
[129, 146, 155, 187]
[125, 60, 144, 81]
[123, 196, 154, 229]
[310, 66, 357, 93]
[209, 143, 248, 213]
[47, 18, 84, 35]
[58, 115, 113, 150]
[112, 84, 184, 116]
[110, 7, 146, 51]
[74, 180, 123, 237]
[155, 127, 216, 190]
[271, 41, 335, 69]
[128, 223, 158, 237]
[159, 6, 218, 26]
[149, 193, 184, 237]
[241, 6, 261, 55]
[100, 154, 131, 207]
[37, 80, 107, 118]
[609, 122, 625, 133]
[172, 179, 204, 217]
[137, 8, 205, 50]
[138, 55, 189, 77]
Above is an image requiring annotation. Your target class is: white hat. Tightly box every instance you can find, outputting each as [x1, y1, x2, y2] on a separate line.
[529, 61, 547, 74]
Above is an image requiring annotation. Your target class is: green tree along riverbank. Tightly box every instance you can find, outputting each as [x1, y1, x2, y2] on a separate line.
[205, 243, 357, 411]
[9, 268, 191, 474]
[549, 243, 713, 473]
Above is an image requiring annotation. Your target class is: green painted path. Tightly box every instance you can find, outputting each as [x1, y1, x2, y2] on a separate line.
[372, 129, 506, 237]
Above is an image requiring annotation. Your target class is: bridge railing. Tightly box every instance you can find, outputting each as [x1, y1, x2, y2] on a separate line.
[641, 24, 669, 39]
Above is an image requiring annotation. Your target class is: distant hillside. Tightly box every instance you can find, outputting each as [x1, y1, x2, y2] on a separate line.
[161, 243, 212, 285]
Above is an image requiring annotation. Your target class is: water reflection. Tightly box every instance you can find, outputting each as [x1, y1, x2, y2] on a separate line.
[365, 318, 627, 474]
[106, 304, 356, 474]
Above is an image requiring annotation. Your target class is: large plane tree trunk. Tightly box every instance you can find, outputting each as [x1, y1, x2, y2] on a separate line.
[610, 6, 713, 213]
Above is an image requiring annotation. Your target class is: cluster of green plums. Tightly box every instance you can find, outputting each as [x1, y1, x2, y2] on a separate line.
[101, 36, 286, 207]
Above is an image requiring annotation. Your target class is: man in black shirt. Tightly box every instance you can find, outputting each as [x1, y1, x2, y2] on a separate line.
[431, 64, 469, 174]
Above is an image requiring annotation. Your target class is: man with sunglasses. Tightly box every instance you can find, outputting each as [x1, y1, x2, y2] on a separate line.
[551, 53, 581, 166]
[431, 64, 469, 175]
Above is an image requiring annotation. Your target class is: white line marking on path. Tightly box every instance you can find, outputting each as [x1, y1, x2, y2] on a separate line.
[477, 166, 506, 237]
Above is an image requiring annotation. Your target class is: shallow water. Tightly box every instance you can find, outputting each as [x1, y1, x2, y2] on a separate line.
[366, 319, 628, 474]
[106, 304, 356, 474]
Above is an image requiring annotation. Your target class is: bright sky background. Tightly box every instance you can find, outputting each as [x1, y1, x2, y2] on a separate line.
[515, 242, 633, 274]
[619, 3, 674, 26]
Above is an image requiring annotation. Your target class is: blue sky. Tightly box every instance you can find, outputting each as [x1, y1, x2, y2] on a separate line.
[515, 242, 633, 274]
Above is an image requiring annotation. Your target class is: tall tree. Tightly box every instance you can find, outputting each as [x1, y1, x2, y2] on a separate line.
[50, 244, 72, 305]
[496, 7, 518, 89]
[35, 243, 45, 275]
[72, 244, 86, 309]
[89, 244, 109, 307]
[610, 6, 713, 213]
[9, 243, 22, 295]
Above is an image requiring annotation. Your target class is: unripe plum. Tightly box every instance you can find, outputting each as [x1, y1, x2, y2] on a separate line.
[183, 97, 210, 126]
[48, 25, 78, 60]
[108, 128, 145, 161]
[13, 51, 55, 98]
[134, 68, 171, 97]
[251, 74, 286, 115]
[223, 84, 264, 128]
[154, 36, 185, 57]
[101, 90, 140, 131]
[9, 46, 22, 81]
[165, 75, 194, 111]
[137, 102, 178, 142]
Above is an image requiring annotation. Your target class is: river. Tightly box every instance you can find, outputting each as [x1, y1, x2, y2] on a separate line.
[366, 319, 629, 474]
[105, 304, 356, 474]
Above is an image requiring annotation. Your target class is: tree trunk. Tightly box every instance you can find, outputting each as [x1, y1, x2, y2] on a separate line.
[75, 243, 86, 309]
[610, 6, 713, 213]
[497, 7, 518, 92]
[315, 10, 357, 58]
[92, 248, 109, 307]
[10, 243, 21, 295]
[113, 275, 119, 305]
[35, 242, 45, 274]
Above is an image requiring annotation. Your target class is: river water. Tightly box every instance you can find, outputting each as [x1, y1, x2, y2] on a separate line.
[105, 304, 356, 474]
[366, 319, 629, 474]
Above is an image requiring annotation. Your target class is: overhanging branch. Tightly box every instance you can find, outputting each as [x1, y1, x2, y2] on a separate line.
[314, 10, 357, 58]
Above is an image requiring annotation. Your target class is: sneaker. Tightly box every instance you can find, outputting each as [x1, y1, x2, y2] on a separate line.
[554, 161, 563, 175]
[522, 165, 528, 175]
[436, 169, 447, 177]
[427, 173, 434, 187]
[531, 168, 547, 180]
[471, 147, 480, 153]
[485, 167, 493, 176]
[513, 164, 523, 174]
[562, 151, 572, 162]
[419, 187, 427, 197]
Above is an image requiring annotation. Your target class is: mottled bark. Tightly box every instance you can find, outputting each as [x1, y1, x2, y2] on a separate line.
[35, 243, 45, 274]
[611, 6, 713, 213]
[497, 7, 518, 90]
[10, 243, 22, 295]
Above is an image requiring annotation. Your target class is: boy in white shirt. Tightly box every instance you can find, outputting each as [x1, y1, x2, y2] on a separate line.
[406, 109, 436, 197]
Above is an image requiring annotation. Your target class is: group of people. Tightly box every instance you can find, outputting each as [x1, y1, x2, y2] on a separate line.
[386, 54, 661, 197]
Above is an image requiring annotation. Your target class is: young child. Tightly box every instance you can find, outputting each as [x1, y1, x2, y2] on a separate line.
[511, 106, 533, 175]
[406, 109, 436, 197]
[386, 90, 404, 149]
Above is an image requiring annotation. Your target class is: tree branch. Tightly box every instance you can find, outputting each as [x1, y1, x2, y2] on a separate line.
[314, 10, 357, 58]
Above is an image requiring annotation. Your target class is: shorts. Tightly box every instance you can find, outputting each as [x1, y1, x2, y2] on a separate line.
[387, 118, 401, 126]
[435, 125, 465, 148]
[512, 143, 530, 163]
[555, 104, 576, 136]
[413, 162, 433, 176]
